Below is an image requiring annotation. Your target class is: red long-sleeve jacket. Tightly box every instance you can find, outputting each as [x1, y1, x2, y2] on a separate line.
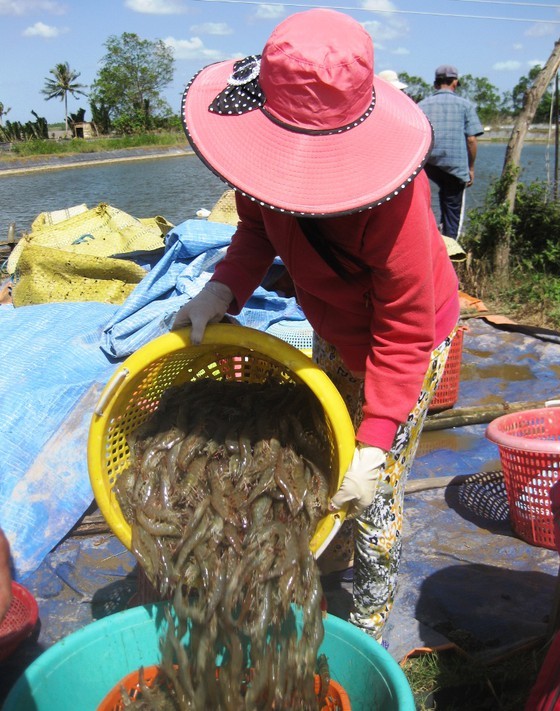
[213, 170, 459, 450]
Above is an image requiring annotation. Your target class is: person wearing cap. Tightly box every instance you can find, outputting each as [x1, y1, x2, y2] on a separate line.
[173, 9, 460, 641]
[418, 65, 483, 239]
[378, 69, 408, 91]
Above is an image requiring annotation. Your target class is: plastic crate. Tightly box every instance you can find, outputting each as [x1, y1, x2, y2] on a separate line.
[428, 327, 464, 413]
[486, 407, 560, 549]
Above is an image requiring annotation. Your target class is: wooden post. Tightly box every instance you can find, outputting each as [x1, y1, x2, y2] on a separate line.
[496, 39, 560, 278]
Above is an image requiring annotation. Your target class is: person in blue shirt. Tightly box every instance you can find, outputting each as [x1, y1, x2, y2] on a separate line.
[418, 65, 483, 239]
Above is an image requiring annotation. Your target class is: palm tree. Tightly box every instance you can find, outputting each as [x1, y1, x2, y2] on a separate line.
[42, 62, 87, 137]
[0, 102, 10, 127]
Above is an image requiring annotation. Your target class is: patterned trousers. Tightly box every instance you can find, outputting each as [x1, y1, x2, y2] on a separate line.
[313, 328, 457, 639]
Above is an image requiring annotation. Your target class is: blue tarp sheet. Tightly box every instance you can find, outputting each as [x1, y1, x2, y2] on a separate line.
[0, 302, 120, 580]
[2, 315, 560, 666]
[3, 246, 560, 701]
[101, 219, 306, 359]
[0, 219, 309, 583]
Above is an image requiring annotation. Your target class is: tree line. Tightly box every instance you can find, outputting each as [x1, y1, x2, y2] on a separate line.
[0, 31, 557, 141]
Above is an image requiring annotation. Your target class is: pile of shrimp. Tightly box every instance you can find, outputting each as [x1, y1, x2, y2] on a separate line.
[113, 378, 334, 710]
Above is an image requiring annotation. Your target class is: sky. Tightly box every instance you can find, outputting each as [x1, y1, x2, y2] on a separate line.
[0, 0, 559, 125]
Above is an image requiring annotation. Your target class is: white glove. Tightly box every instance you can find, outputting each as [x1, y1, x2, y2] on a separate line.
[171, 281, 233, 345]
[329, 445, 386, 518]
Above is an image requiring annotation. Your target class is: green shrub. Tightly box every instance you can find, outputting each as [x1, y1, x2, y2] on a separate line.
[462, 172, 560, 328]
[464, 172, 560, 273]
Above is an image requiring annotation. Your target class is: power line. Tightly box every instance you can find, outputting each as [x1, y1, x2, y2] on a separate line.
[191, 0, 560, 23]
[448, 0, 560, 7]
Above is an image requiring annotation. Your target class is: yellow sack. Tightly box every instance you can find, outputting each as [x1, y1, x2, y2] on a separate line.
[30, 204, 89, 231]
[7, 203, 168, 275]
[207, 190, 239, 226]
[139, 215, 174, 236]
[11, 244, 147, 307]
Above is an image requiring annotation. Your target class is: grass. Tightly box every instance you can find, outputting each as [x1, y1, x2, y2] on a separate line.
[402, 640, 549, 710]
[0, 132, 185, 161]
[456, 262, 560, 332]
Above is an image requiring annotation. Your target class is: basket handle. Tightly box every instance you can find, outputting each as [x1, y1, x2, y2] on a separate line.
[94, 368, 129, 416]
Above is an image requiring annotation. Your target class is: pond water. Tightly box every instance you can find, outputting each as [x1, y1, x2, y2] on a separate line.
[0, 142, 554, 240]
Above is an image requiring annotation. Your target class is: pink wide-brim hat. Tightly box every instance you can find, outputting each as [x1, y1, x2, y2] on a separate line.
[182, 9, 433, 216]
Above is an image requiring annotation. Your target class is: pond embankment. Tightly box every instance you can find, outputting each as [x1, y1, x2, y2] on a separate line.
[0, 145, 193, 177]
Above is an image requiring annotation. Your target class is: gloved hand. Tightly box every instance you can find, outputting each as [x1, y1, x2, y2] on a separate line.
[329, 445, 386, 518]
[171, 281, 233, 345]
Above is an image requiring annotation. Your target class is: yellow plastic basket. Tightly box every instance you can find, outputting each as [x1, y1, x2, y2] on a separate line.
[88, 324, 355, 557]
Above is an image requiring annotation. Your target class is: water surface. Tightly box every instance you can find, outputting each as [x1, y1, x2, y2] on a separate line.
[0, 142, 553, 240]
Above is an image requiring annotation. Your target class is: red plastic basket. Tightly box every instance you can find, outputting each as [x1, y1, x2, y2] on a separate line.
[428, 327, 464, 413]
[486, 407, 560, 550]
[0, 581, 39, 662]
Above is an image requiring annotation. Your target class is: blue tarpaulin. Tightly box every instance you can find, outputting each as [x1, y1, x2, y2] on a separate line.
[101, 219, 307, 359]
[0, 219, 310, 582]
[0, 301, 120, 580]
[3, 230, 560, 702]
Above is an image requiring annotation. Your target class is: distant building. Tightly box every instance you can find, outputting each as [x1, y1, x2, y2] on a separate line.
[72, 122, 98, 139]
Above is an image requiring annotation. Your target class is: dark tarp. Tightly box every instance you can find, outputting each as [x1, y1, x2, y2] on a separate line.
[2, 316, 560, 704]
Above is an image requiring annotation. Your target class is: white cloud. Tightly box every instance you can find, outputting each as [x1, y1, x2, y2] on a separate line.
[513, 43, 523, 51]
[528, 59, 545, 69]
[164, 35, 226, 61]
[493, 60, 522, 72]
[391, 46, 409, 55]
[361, 0, 399, 11]
[190, 22, 232, 36]
[255, 4, 285, 20]
[525, 22, 556, 38]
[22, 21, 67, 37]
[362, 18, 407, 42]
[125, 0, 186, 14]
[361, 0, 408, 43]
[0, 0, 64, 14]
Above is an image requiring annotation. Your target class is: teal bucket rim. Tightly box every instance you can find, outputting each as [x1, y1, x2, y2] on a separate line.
[4, 602, 415, 711]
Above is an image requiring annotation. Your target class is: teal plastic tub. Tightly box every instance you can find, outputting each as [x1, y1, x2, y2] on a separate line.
[3, 603, 414, 710]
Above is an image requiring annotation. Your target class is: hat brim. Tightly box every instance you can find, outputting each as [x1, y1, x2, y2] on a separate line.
[182, 60, 433, 216]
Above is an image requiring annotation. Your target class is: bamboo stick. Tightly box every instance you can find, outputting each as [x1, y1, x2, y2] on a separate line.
[424, 399, 558, 431]
[405, 475, 468, 493]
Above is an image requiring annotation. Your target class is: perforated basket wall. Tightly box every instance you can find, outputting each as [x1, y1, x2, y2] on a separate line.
[428, 327, 464, 413]
[0, 582, 39, 662]
[266, 319, 313, 353]
[486, 407, 560, 550]
[88, 325, 355, 557]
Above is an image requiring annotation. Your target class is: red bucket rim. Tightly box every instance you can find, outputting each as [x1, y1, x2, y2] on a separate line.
[486, 407, 560, 454]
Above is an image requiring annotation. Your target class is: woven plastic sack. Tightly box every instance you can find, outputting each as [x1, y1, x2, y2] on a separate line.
[30, 203, 89, 231]
[7, 203, 166, 275]
[441, 235, 466, 262]
[11, 244, 147, 306]
[139, 215, 174, 236]
[207, 189, 238, 226]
